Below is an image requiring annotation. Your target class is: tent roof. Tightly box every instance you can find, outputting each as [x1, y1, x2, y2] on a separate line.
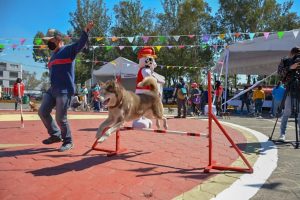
[218, 29, 300, 75]
[93, 57, 139, 76]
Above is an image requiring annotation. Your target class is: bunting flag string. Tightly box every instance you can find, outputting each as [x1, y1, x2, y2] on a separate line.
[0, 43, 226, 51]
[72, 58, 202, 69]
[0, 30, 298, 43]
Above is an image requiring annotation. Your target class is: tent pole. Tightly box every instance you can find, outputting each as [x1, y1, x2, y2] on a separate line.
[224, 48, 229, 112]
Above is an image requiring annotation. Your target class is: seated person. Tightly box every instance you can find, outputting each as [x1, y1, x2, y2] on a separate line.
[70, 93, 82, 111]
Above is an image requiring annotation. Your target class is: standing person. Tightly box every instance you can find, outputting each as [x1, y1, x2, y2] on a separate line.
[252, 85, 265, 118]
[190, 82, 200, 116]
[173, 77, 188, 118]
[38, 21, 94, 152]
[271, 81, 285, 117]
[240, 86, 251, 114]
[277, 47, 300, 141]
[214, 80, 223, 116]
[13, 78, 25, 111]
[79, 83, 89, 111]
[91, 84, 101, 112]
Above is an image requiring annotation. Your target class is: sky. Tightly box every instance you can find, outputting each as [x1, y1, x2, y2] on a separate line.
[0, 0, 299, 79]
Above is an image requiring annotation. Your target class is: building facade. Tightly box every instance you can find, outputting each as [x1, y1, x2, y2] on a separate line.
[0, 61, 22, 87]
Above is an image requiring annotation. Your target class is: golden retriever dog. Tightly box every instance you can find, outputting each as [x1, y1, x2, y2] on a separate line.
[96, 76, 168, 140]
[29, 101, 38, 112]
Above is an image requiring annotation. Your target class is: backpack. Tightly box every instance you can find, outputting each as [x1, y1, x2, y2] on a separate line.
[177, 86, 187, 100]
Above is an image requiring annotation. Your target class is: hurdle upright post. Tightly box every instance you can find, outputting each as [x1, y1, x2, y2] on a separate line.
[204, 71, 253, 173]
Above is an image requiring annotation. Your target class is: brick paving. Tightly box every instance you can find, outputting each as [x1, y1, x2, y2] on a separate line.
[0, 110, 248, 200]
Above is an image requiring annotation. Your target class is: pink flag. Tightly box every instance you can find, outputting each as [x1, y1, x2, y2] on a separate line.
[142, 36, 149, 43]
[263, 32, 270, 39]
[20, 38, 26, 45]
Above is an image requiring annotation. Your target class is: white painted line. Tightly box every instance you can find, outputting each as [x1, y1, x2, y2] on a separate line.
[211, 122, 278, 200]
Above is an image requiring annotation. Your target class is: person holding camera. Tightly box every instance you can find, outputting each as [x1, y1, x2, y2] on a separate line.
[277, 47, 300, 142]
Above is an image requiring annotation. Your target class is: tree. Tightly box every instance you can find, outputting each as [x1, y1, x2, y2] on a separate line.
[155, 0, 215, 86]
[69, 0, 111, 84]
[216, 0, 300, 34]
[111, 0, 156, 62]
[22, 71, 41, 90]
[40, 71, 50, 92]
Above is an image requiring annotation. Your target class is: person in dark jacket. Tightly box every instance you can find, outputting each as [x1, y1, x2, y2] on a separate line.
[38, 21, 94, 152]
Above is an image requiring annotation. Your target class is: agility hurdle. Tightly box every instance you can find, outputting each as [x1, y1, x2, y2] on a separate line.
[91, 71, 253, 173]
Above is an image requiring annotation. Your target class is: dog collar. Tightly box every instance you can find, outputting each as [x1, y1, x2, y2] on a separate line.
[108, 96, 123, 109]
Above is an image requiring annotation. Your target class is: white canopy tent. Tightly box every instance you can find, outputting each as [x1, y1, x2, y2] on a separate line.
[93, 57, 165, 92]
[216, 29, 299, 110]
[216, 29, 300, 76]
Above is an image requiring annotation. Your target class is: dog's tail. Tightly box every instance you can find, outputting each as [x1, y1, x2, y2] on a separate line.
[138, 76, 159, 94]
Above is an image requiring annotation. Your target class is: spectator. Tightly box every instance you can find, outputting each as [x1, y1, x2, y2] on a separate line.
[271, 81, 285, 117]
[92, 84, 101, 112]
[173, 77, 188, 118]
[240, 86, 251, 114]
[252, 85, 265, 118]
[79, 83, 89, 111]
[190, 82, 200, 116]
[13, 78, 25, 111]
[70, 93, 81, 111]
[214, 80, 223, 116]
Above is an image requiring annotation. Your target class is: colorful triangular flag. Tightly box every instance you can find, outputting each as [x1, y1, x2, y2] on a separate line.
[155, 46, 162, 51]
[131, 46, 137, 51]
[20, 38, 26, 45]
[35, 38, 42, 45]
[277, 31, 285, 39]
[167, 46, 173, 49]
[159, 36, 166, 43]
[119, 46, 125, 50]
[293, 30, 299, 38]
[263, 32, 270, 39]
[106, 46, 113, 51]
[111, 36, 118, 42]
[248, 33, 255, 40]
[219, 34, 225, 40]
[127, 37, 135, 43]
[202, 34, 210, 43]
[142, 36, 149, 43]
[173, 36, 180, 42]
[188, 35, 195, 39]
[96, 37, 104, 42]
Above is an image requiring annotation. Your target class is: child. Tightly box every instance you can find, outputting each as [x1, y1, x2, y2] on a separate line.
[252, 86, 265, 118]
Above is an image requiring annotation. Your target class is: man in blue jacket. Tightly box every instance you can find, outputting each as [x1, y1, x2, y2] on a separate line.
[39, 21, 94, 152]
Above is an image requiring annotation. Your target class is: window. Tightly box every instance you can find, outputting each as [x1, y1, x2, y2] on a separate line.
[9, 80, 15, 86]
[0, 71, 3, 77]
[0, 62, 6, 68]
[10, 64, 19, 69]
[9, 72, 18, 78]
[0, 80, 3, 85]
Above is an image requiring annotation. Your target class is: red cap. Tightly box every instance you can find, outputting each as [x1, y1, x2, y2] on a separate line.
[138, 47, 157, 59]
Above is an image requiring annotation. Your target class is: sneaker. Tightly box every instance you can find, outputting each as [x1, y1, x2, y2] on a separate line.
[278, 134, 285, 142]
[58, 143, 74, 152]
[42, 136, 62, 145]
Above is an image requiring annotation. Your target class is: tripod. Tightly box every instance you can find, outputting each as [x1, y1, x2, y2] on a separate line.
[269, 75, 300, 149]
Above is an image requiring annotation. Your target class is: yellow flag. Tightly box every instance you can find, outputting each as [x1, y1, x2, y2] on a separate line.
[96, 37, 104, 42]
[155, 46, 162, 52]
[219, 34, 225, 39]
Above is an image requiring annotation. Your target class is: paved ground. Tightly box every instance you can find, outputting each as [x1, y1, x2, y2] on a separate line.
[0, 102, 299, 199]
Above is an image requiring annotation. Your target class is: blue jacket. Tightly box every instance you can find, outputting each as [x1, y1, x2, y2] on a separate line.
[272, 85, 285, 101]
[48, 31, 88, 95]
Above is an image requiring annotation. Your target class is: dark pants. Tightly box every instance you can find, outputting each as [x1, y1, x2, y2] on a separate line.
[93, 100, 100, 111]
[241, 100, 250, 113]
[38, 91, 72, 144]
[255, 99, 263, 115]
[177, 98, 187, 117]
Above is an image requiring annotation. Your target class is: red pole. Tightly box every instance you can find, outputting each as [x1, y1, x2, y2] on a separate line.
[116, 130, 120, 152]
[207, 71, 213, 166]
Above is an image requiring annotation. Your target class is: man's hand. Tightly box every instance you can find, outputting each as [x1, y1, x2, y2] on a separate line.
[290, 62, 300, 70]
[84, 21, 94, 33]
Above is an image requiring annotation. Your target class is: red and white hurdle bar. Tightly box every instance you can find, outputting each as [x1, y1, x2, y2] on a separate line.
[120, 126, 208, 137]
